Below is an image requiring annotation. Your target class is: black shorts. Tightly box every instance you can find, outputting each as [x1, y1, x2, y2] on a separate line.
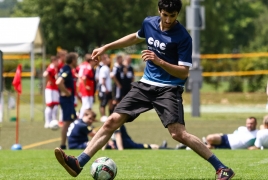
[214, 134, 231, 149]
[60, 101, 76, 121]
[114, 82, 185, 127]
[99, 92, 112, 107]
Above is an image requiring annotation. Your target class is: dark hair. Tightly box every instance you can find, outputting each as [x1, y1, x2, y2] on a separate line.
[158, 0, 182, 13]
[84, 109, 96, 118]
[248, 116, 257, 124]
[65, 52, 77, 64]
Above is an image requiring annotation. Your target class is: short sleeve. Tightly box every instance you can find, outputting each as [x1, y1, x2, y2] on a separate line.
[178, 37, 192, 67]
[136, 18, 146, 39]
[58, 66, 70, 79]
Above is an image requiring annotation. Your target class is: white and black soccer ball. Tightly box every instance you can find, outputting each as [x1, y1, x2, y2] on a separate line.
[49, 119, 59, 130]
[90, 157, 117, 180]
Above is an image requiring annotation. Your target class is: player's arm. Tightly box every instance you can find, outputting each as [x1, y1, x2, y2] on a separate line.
[56, 77, 71, 96]
[141, 50, 189, 79]
[111, 69, 121, 88]
[101, 77, 108, 93]
[248, 146, 259, 150]
[92, 33, 144, 60]
[114, 132, 124, 150]
[43, 71, 49, 85]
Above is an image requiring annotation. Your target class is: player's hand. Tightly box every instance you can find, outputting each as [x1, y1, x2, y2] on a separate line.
[91, 47, 106, 62]
[141, 50, 162, 66]
[61, 90, 71, 97]
[86, 86, 91, 90]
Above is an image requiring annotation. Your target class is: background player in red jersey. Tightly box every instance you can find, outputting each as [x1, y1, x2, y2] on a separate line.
[78, 54, 97, 119]
[43, 56, 59, 128]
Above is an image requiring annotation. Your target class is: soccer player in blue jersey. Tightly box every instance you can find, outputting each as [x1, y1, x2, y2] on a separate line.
[54, 0, 235, 179]
[56, 52, 78, 150]
[67, 109, 97, 149]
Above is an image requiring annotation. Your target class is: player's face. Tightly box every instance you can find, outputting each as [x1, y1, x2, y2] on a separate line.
[246, 118, 257, 131]
[159, 10, 178, 30]
[83, 111, 96, 125]
[117, 56, 123, 65]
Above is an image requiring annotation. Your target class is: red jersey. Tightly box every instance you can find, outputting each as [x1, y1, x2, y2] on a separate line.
[78, 62, 95, 96]
[46, 64, 58, 90]
[72, 68, 78, 96]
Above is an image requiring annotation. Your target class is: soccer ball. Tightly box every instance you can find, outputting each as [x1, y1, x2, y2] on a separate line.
[90, 157, 117, 180]
[49, 119, 59, 130]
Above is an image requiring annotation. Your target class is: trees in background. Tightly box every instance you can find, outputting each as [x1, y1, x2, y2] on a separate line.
[12, 0, 156, 54]
[2, 0, 268, 92]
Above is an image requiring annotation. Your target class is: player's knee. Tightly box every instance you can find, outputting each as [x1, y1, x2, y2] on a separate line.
[171, 131, 188, 143]
[102, 115, 121, 132]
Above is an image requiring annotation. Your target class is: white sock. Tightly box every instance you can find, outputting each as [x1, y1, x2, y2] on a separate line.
[45, 107, 52, 125]
[52, 105, 58, 120]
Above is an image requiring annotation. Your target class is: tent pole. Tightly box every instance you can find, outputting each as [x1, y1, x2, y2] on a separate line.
[30, 43, 35, 121]
[42, 45, 46, 122]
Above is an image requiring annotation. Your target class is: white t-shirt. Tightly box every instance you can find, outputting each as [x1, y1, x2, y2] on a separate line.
[254, 129, 268, 148]
[99, 65, 112, 92]
[227, 126, 258, 149]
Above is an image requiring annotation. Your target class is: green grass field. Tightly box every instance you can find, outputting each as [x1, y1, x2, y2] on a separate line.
[1, 79, 268, 179]
[1, 149, 268, 179]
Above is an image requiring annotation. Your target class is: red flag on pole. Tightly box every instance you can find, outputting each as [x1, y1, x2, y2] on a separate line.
[12, 64, 22, 146]
[12, 64, 22, 94]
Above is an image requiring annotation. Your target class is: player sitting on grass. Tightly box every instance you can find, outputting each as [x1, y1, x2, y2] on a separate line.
[67, 109, 97, 149]
[103, 124, 167, 150]
[204, 117, 258, 149]
[248, 115, 268, 150]
[54, 0, 235, 179]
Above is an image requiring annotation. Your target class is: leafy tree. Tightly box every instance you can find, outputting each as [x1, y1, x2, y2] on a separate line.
[13, 0, 157, 54]
[200, 0, 264, 54]
[0, 0, 17, 17]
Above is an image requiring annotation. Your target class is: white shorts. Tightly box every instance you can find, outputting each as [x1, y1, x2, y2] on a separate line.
[45, 89, 59, 106]
[81, 96, 94, 109]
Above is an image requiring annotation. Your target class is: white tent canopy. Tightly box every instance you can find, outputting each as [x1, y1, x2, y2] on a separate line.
[0, 17, 45, 121]
[0, 17, 43, 54]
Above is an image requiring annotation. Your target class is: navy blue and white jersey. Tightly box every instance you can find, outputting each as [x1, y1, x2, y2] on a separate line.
[114, 124, 132, 142]
[112, 64, 124, 85]
[67, 119, 93, 149]
[136, 16, 192, 87]
[58, 65, 74, 102]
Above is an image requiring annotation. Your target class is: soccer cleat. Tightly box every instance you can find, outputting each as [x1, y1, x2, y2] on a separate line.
[159, 140, 168, 149]
[54, 148, 83, 177]
[202, 137, 207, 145]
[175, 143, 187, 149]
[215, 168, 235, 180]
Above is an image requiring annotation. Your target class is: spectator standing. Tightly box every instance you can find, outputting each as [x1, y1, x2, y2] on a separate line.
[98, 55, 113, 117]
[43, 56, 59, 128]
[78, 54, 97, 119]
[56, 52, 78, 149]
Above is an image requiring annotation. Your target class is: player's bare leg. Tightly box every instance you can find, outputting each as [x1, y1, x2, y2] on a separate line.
[83, 113, 127, 156]
[206, 133, 223, 149]
[168, 123, 235, 179]
[168, 123, 213, 159]
[60, 121, 72, 149]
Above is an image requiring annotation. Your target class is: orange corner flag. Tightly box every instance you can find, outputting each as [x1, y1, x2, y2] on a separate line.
[12, 64, 22, 94]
